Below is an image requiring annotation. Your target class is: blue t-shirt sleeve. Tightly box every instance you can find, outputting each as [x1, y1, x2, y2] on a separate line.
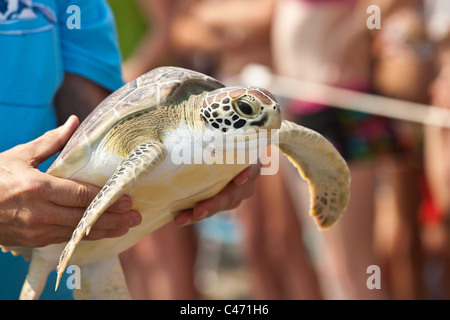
[58, 0, 124, 91]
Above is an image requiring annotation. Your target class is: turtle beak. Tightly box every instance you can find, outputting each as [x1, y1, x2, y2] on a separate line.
[262, 103, 282, 130]
[247, 103, 281, 131]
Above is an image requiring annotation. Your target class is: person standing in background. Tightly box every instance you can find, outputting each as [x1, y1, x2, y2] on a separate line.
[422, 0, 450, 299]
[272, 0, 396, 299]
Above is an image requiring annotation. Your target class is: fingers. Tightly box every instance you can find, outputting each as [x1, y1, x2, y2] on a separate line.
[7, 202, 142, 248]
[42, 176, 142, 229]
[47, 215, 134, 242]
[15, 173, 143, 246]
[193, 164, 259, 216]
[232, 162, 261, 186]
[47, 176, 133, 213]
[27, 115, 79, 168]
[0, 116, 145, 248]
[38, 202, 142, 231]
[174, 163, 261, 227]
[0, 216, 133, 248]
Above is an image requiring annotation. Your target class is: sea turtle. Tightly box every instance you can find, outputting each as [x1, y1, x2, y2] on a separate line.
[3, 66, 350, 299]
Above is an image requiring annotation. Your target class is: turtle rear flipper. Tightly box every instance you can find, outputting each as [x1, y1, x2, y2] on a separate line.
[75, 256, 130, 300]
[20, 252, 55, 300]
[55, 142, 167, 290]
[278, 120, 351, 229]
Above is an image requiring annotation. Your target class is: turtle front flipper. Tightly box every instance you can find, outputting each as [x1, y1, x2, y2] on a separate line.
[277, 120, 351, 229]
[55, 142, 167, 290]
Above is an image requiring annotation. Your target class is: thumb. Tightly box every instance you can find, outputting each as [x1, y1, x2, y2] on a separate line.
[28, 115, 79, 167]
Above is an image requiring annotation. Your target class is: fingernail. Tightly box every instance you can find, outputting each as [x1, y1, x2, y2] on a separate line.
[66, 115, 76, 124]
[195, 210, 210, 220]
[118, 200, 132, 211]
[176, 214, 192, 227]
[235, 175, 249, 186]
[130, 215, 141, 227]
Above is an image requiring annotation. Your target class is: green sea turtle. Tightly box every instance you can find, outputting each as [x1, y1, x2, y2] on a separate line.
[3, 66, 350, 299]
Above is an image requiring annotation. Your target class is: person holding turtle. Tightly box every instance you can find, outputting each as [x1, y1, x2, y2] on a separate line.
[0, 0, 260, 299]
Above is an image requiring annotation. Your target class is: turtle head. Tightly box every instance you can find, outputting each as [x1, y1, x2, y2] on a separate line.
[200, 87, 281, 133]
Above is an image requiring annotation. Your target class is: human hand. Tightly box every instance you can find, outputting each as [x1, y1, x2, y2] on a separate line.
[174, 164, 260, 227]
[0, 116, 142, 248]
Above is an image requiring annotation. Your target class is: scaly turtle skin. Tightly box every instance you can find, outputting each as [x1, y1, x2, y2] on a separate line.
[2, 67, 350, 299]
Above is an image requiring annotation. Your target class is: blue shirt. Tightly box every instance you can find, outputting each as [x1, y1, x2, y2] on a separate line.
[0, 0, 123, 299]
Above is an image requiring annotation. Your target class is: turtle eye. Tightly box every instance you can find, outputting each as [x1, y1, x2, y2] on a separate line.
[233, 100, 257, 117]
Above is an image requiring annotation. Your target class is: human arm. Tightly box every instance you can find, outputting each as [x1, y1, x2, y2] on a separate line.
[54, 73, 112, 124]
[170, 0, 275, 54]
[0, 116, 141, 248]
[188, 0, 276, 48]
[122, 0, 175, 82]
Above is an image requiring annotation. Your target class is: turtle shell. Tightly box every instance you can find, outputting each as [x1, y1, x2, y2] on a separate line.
[48, 67, 224, 178]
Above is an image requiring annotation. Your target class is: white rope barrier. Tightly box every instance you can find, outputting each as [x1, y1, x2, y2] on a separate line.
[232, 64, 450, 129]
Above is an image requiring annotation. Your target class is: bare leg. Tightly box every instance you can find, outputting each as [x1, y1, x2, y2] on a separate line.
[377, 156, 425, 299]
[120, 224, 198, 300]
[323, 161, 389, 299]
[424, 125, 450, 298]
[238, 168, 323, 299]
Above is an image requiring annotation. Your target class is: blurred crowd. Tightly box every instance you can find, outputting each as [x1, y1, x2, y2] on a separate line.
[109, 0, 450, 300]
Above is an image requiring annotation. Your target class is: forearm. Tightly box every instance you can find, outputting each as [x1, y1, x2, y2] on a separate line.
[123, 31, 171, 82]
[54, 73, 112, 124]
[122, 0, 174, 81]
[191, 0, 276, 39]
